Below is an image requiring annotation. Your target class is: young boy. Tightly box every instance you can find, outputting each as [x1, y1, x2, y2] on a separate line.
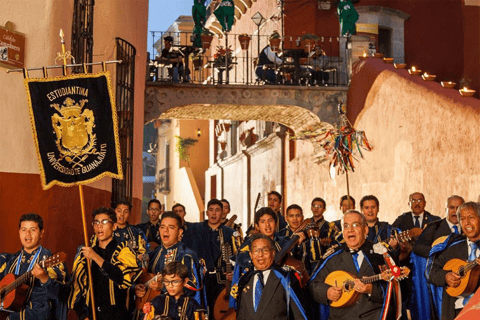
[143, 261, 202, 320]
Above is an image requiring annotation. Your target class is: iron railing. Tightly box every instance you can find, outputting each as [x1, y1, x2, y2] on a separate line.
[147, 31, 349, 86]
[111, 38, 136, 206]
[71, 0, 94, 73]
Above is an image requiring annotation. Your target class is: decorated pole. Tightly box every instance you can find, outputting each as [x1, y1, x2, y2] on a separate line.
[58, 28, 98, 320]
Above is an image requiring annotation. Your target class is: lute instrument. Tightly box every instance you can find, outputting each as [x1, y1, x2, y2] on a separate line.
[444, 258, 480, 297]
[325, 267, 410, 308]
[0, 252, 66, 319]
[135, 272, 163, 310]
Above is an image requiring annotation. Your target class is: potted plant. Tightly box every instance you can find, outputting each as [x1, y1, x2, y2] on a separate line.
[238, 33, 251, 50]
[213, 45, 233, 65]
[269, 30, 281, 51]
[190, 54, 202, 69]
[201, 28, 214, 50]
[301, 33, 319, 51]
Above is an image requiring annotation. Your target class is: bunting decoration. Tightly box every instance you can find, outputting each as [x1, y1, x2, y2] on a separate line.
[291, 113, 372, 177]
[24, 71, 123, 189]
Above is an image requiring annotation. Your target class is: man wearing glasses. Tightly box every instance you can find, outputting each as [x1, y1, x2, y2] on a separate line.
[234, 234, 308, 319]
[309, 210, 390, 320]
[393, 192, 440, 231]
[137, 199, 163, 248]
[68, 207, 141, 320]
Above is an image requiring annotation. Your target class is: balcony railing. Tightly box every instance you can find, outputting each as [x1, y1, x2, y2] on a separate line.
[147, 31, 349, 86]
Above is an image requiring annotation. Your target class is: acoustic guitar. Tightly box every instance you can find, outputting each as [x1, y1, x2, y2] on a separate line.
[393, 228, 423, 261]
[325, 267, 410, 308]
[444, 258, 480, 297]
[0, 252, 66, 319]
[135, 272, 162, 310]
[213, 242, 235, 320]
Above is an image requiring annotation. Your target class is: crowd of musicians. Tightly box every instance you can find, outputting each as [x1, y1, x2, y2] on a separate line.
[2, 191, 480, 320]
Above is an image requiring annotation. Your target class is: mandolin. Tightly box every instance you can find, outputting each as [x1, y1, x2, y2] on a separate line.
[394, 227, 423, 261]
[0, 252, 66, 318]
[135, 272, 163, 310]
[325, 267, 410, 308]
[444, 258, 480, 297]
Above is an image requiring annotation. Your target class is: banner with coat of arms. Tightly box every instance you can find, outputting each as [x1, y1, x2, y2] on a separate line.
[24, 71, 123, 189]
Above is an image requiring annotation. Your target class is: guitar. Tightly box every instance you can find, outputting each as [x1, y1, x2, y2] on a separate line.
[325, 267, 410, 308]
[224, 214, 238, 229]
[213, 242, 235, 320]
[393, 228, 423, 261]
[0, 252, 66, 317]
[444, 258, 480, 297]
[274, 220, 317, 287]
[135, 272, 163, 310]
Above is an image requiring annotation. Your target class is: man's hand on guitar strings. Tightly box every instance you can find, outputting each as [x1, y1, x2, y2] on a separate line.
[445, 272, 461, 288]
[354, 278, 372, 294]
[31, 263, 49, 284]
[135, 284, 146, 298]
[327, 286, 343, 302]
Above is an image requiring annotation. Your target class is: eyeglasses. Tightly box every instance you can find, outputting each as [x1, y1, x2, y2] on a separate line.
[251, 247, 273, 256]
[92, 219, 113, 227]
[148, 208, 161, 212]
[312, 205, 324, 209]
[410, 199, 424, 204]
[343, 222, 363, 229]
[162, 280, 183, 286]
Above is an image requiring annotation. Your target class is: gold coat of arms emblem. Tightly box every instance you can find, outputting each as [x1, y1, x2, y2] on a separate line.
[51, 97, 97, 166]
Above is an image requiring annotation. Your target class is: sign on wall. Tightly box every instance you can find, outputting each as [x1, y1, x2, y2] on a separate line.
[0, 21, 25, 69]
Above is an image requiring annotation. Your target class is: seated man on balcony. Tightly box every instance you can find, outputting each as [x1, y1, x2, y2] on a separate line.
[256, 45, 283, 84]
[159, 36, 189, 83]
[309, 44, 330, 86]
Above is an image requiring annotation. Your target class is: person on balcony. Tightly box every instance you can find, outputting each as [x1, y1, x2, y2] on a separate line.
[309, 45, 330, 86]
[256, 45, 283, 84]
[159, 36, 189, 83]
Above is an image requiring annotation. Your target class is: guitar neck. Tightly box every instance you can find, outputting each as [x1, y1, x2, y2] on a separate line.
[462, 260, 479, 274]
[145, 274, 160, 288]
[0, 270, 33, 297]
[360, 274, 382, 284]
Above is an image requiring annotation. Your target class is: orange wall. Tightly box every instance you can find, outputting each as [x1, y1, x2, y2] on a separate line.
[283, 0, 475, 90]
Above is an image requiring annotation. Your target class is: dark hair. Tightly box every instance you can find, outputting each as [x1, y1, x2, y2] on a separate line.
[268, 191, 282, 203]
[360, 195, 379, 208]
[311, 197, 326, 208]
[340, 195, 355, 207]
[148, 199, 161, 209]
[250, 233, 276, 251]
[162, 261, 188, 280]
[286, 204, 303, 216]
[19, 213, 44, 230]
[160, 211, 183, 228]
[221, 199, 230, 207]
[164, 36, 174, 42]
[254, 207, 278, 225]
[172, 203, 186, 212]
[92, 206, 117, 223]
[112, 199, 132, 210]
[207, 199, 223, 210]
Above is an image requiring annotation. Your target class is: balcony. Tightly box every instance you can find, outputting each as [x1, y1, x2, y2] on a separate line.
[147, 31, 350, 86]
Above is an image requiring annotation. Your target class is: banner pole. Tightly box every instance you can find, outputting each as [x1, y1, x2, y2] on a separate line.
[79, 185, 97, 320]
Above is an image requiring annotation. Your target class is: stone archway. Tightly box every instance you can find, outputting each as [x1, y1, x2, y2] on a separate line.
[144, 83, 348, 133]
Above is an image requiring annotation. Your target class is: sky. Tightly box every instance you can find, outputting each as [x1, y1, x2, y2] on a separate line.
[147, 0, 193, 55]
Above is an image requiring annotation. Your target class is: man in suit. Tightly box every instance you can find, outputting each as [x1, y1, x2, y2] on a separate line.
[392, 193, 440, 320]
[428, 202, 480, 320]
[393, 192, 441, 231]
[309, 210, 389, 320]
[413, 195, 464, 258]
[234, 234, 308, 320]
